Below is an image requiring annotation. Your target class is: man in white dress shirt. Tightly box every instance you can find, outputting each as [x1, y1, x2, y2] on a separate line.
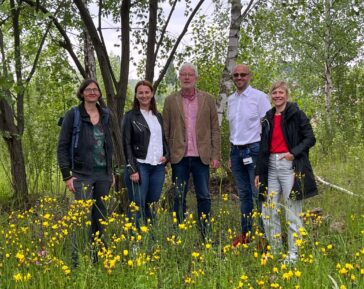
[227, 64, 271, 245]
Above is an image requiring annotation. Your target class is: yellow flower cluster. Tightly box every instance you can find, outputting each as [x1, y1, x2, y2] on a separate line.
[13, 272, 32, 282]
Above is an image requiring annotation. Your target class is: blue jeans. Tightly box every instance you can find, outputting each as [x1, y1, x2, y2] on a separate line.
[125, 163, 165, 228]
[230, 142, 262, 234]
[172, 157, 211, 233]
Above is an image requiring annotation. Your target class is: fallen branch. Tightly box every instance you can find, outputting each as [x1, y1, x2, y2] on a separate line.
[316, 175, 362, 198]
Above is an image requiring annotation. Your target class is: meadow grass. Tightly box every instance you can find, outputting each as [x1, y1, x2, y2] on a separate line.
[0, 151, 363, 289]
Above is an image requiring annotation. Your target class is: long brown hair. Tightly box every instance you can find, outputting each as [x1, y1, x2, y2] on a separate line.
[133, 80, 158, 115]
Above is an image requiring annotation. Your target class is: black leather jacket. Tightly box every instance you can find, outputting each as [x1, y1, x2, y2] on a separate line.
[57, 103, 113, 180]
[256, 102, 318, 201]
[122, 109, 169, 174]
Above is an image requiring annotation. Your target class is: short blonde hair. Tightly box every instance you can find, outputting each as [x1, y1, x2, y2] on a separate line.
[270, 81, 289, 97]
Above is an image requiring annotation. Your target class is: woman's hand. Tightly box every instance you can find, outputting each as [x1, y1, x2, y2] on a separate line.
[279, 152, 295, 161]
[254, 176, 260, 189]
[112, 174, 115, 187]
[160, 156, 167, 164]
[65, 177, 76, 192]
[130, 172, 140, 183]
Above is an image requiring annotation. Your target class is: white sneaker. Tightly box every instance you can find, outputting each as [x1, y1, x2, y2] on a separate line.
[283, 252, 298, 265]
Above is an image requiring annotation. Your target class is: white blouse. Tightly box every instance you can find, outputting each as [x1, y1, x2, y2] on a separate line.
[137, 109, 163, 165]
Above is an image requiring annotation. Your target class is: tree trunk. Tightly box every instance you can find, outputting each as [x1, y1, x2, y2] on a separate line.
[4, 136, 28, 205]
[82, 0, 97, 79]
[0, 0, 29, 204]
[0, 98, 28, 204]
[324, 61, 333, 125]
[118, 0, 130, 118]
[145, 0, 157, 82]
[216, 0, 243, 126]
[83, 30, 97, 79]
[73, 0, 124, 171]
[323, 0, 333, 131]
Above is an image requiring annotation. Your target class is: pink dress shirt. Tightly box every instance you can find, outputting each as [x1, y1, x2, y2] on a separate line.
[182, 92, 199, 157]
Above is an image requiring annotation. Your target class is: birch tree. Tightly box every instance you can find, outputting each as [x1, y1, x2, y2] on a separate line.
[272, 0, 364, 131]
[216, 0, 257, 126]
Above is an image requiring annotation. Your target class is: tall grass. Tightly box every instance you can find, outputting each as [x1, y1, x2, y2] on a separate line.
[0, 145, 363, 288]
[0, 179, 363, 287]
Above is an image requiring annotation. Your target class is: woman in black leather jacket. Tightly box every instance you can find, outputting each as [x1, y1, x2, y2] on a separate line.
[255, 81, 317, 263]
[57, 78, 113, 263]
[122, 80, 169, 228]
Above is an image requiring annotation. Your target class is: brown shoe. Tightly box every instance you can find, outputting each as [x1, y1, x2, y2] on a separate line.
[232, 233, 250, 247]
[256, 237, 268, 252]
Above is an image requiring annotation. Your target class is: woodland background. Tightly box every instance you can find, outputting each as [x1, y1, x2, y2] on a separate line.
[0, 1, 363, 288]
[1, 0, 363, 204]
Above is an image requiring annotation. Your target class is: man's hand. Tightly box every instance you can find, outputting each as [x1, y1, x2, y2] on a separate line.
[254, 175, 260, 189]
[210, 159, 220, 169]
[112, 175, 115, 187]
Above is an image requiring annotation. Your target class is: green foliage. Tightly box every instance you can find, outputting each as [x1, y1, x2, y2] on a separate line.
[21, 44, 79, 194]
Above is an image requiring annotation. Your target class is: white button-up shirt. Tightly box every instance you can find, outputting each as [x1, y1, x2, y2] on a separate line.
[137, 109, 163, 165]
[227, 86, 271, 145]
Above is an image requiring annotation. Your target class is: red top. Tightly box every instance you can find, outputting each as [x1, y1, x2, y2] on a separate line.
[270, 114, 289, 153]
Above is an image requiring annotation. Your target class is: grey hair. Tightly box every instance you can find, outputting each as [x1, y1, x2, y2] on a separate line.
[179, 62, 198, 77]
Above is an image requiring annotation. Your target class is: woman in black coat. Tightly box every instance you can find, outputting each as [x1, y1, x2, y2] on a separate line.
[255, 81, 317, 263]
[57, 79, 113, 264]
[122, 80, 169, 229]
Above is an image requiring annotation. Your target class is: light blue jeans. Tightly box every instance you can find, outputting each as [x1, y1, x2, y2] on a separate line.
[262, 154, 303, 257]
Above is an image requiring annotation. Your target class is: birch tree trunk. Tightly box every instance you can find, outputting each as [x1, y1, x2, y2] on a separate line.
[83, 30, 97, 79]
[217, 0, 255, 126]
[323, 0, 333, 131]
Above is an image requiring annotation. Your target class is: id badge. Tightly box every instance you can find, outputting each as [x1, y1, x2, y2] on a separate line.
[243, 157, 253, 165]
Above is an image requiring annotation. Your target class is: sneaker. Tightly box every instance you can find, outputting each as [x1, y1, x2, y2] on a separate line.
[232, 233, 250, 247]
[131, 244, 139, 256]
[283, 252, 298, 265]
[256, 237, 268, 253]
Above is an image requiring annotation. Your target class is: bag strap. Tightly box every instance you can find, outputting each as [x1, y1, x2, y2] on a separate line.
[71, 107, 81, 169]
[102, 107, 109, 124]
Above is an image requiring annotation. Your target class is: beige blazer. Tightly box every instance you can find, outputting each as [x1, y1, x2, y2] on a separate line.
[163, 90, 221, 165]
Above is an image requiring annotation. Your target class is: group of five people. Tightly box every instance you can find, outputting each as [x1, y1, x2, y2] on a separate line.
[57, 62, 317, 263]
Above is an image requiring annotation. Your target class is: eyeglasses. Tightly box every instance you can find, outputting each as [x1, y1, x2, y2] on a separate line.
[233, 73, 249, 78]
[84, 88, 100, 94]
[180, 73, 196, 78]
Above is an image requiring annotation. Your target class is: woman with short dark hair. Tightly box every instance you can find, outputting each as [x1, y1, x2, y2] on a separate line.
[57, 79, 113, 263]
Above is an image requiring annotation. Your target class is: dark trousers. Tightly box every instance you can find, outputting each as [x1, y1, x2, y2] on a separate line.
[230, 142, 263, 234]
[172, 157, 211, 236]
[72, 171, 112, 264]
